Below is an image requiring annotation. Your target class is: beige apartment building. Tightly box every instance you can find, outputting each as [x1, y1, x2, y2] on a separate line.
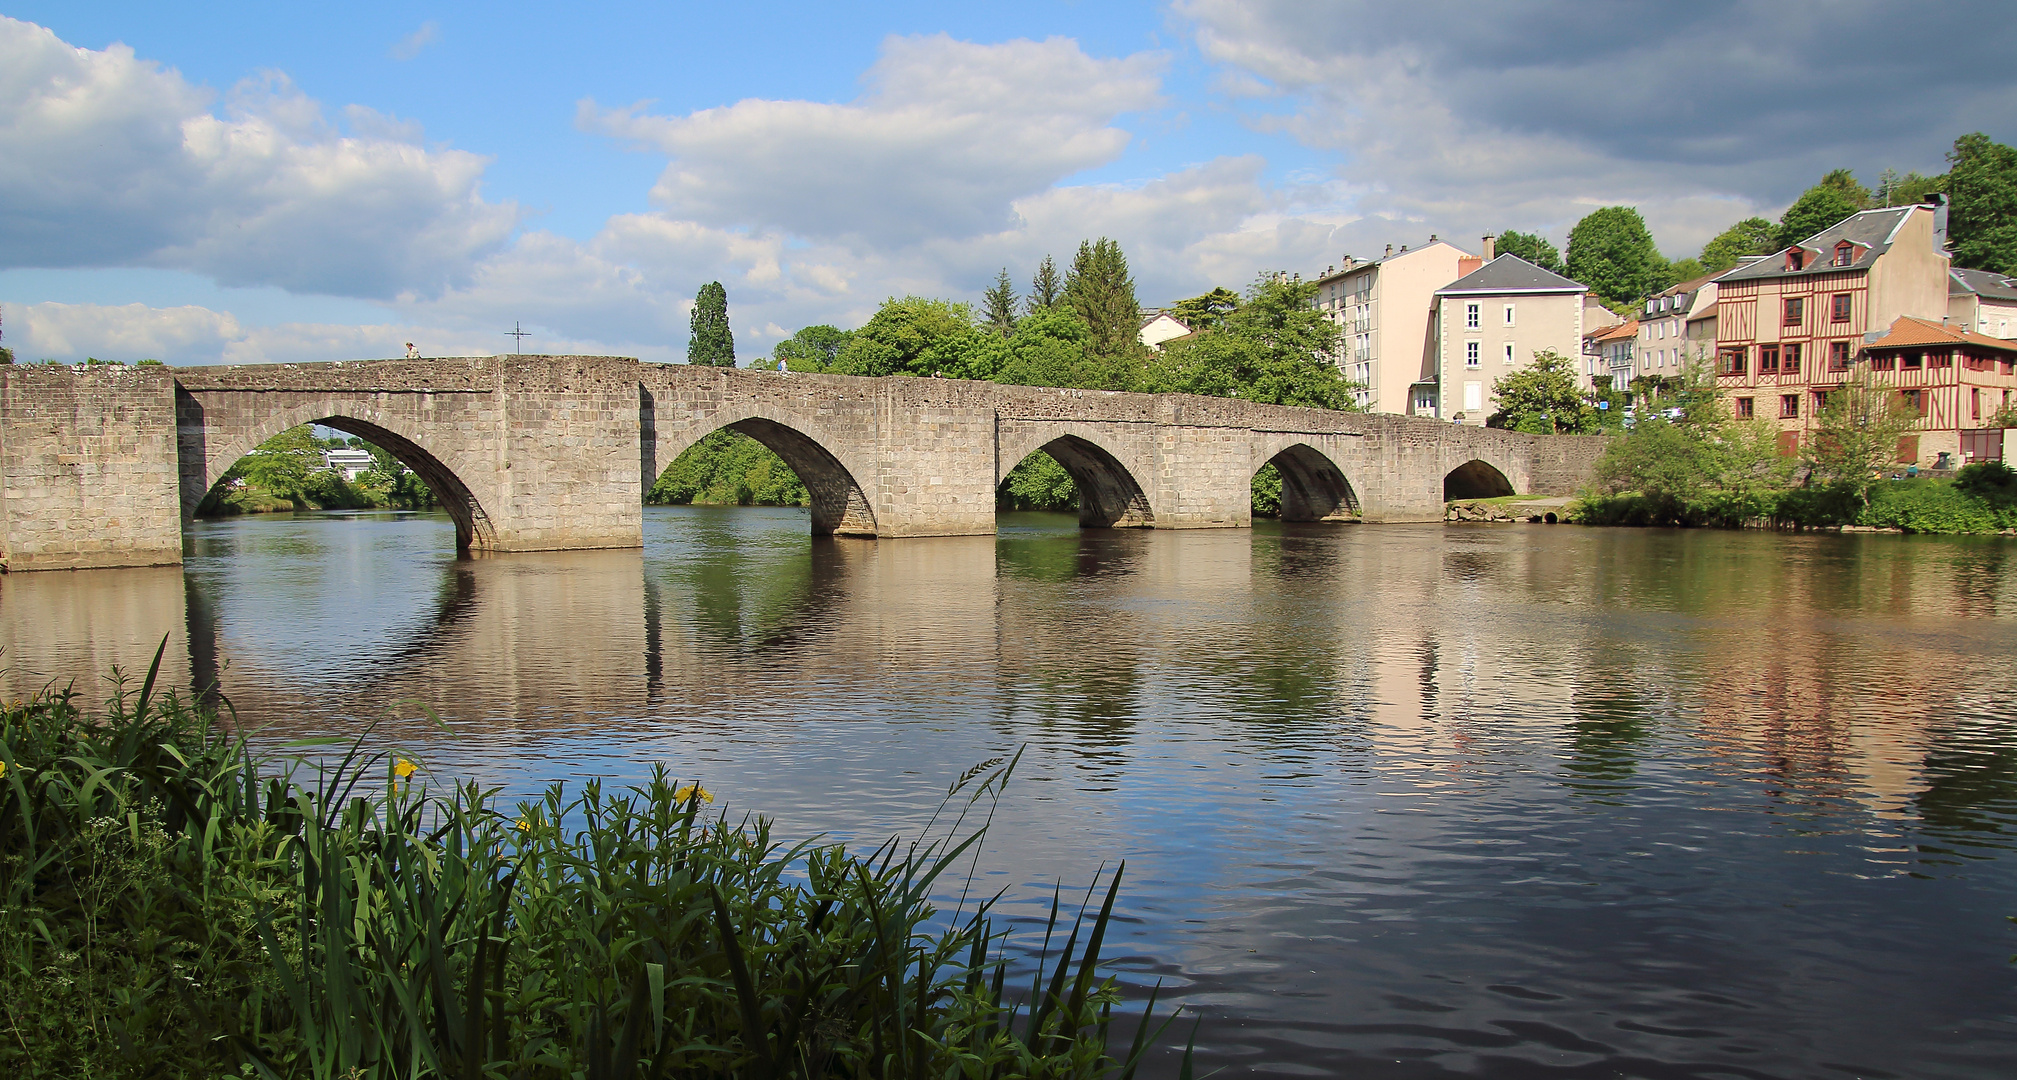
[1311, 238, 1477, 414]
[1629, 271, 1725, 392]
[1430, 252, 1590, 422]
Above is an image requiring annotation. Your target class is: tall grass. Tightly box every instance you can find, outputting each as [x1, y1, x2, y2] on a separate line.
[0, 646, 1190, 1078]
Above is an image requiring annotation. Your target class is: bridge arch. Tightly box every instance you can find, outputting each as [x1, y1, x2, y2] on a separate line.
[652, 409, 877, 536]
[1444, 458, 1517, 500]
[187, 396, 498, 552]
[1254, 440, 1362, 521]
[996, 423, 1155, 528]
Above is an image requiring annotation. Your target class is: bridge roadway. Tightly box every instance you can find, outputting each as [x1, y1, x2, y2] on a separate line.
[0, 355, 1605, 571]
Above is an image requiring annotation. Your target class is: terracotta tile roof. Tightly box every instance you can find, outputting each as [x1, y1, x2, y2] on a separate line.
[1591, 319, 1639, 343]
[1865, 315, 2017, 354]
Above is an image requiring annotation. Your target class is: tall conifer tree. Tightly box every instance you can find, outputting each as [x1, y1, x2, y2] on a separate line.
[983, 269, 1020, 336]
[688, 281, 735, 367]
[1063, 238, 1141, 357]
[1026, 256, 1063, 314]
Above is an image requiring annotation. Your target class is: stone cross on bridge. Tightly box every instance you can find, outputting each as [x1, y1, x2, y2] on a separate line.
[0, 356, 1605, 571]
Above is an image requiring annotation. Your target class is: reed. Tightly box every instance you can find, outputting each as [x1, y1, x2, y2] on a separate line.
[0, 647, 1190, 1079]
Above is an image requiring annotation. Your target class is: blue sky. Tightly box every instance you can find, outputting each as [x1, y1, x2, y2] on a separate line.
[2, 2, 2009, 364]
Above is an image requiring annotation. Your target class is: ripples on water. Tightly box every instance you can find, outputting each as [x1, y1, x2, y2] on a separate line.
[5, 506, 2016, 1078]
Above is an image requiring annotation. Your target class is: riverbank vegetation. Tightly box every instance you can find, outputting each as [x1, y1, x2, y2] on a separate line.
[198, 425, 436, 517]
[1573, 367, 2017, 534]
[0, 660, 1187, 1078]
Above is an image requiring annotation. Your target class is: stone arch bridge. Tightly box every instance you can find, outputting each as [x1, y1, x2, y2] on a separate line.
[0, 356, 1604, 570]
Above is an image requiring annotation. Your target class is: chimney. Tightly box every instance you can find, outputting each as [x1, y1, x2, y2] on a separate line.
[1929, 192, 1950, 253]
[1384, 243, 1393, 258]
[1429, 233, 1438, 242]
[1481, 235, 1496, 261]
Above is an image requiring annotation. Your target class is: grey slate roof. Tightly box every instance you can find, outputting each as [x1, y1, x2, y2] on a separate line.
[1716, 206, 1914, 283]
[1950, 266, 2017, 301]
[1434, 253, 1586, 295]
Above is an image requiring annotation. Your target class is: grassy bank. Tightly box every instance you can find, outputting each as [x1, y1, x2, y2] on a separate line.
[0, 655, 1186, 1078]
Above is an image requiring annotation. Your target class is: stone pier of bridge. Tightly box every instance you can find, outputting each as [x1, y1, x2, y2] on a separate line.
[0, 356, 1606, 571]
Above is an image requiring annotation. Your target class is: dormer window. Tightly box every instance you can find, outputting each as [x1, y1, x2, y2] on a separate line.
[1787, 249, 1807, 271]
[1832, 241, 1855, 268]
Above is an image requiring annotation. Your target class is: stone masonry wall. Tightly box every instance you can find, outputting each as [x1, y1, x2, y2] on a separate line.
[1, 365, 183, 570]
[1, 355, 1609, 569]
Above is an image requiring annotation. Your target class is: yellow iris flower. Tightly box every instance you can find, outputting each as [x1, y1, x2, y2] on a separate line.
[675, 784, 715, 805]
[392, 759, 417, 780]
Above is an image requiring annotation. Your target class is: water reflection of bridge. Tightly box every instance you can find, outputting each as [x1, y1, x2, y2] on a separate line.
[3, 523, 2010, 822]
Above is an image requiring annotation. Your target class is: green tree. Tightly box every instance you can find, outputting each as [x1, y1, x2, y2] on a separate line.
[830, 297, 1006, 379]
[1804, 368, 1923, 508]
[982, 268, 1020, 337]
[1775, 175, 1865, 250]
[1064, 238, 1143, 359]
[1146, 273, 1360, 411]
[764, 325, 851, 372]
[1026, 255, 1064, 314]
[997, 450, 1077, 511]
[688, 281, 735, 367]
[1945, 132, 2017, 275]
[1488, 349, 1587, 433]
[1700, 217, 1779, 271]
[1495, 230, 1563, 274]
[236, 425, 321, 503]
[1169, 287, 1240, 334]
[1874, 167, 1945, 208]
[991, 307, 1129, 390]
[649, 430, 809, 506]
[1565, 206, 1670, 307]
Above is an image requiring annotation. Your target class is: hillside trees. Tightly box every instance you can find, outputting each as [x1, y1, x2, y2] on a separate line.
[1146, 274, 1360, 411]
[1566, 207, 1670, 307]
[1064, 238, 1144, 360]
[1700, 217, 1779, 271]
[1945, 132, 2017, 275]
[1494, 230, 1564, 274]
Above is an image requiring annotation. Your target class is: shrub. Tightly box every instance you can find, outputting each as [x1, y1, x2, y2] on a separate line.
[1861, 480, 2001, 534]
[1954, 460, 2017, 508]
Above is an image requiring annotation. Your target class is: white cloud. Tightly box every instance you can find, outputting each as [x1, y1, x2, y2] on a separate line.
[584, 34, 1165, 247]
[0, 16, 518, 298]
[389, 21, 439, 62]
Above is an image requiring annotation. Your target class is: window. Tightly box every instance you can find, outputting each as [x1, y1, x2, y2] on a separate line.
[1813, 390, 1830, 413]
[1719, 347, 1747, 376]
[1781, 394, 1800, 419]
[1504, 304, 1516, 326]
[1901, 389, 1923, 414]
[1504, 343, 1515, 365]
[1869, 352, 1896, 371]
[1784, 343, 1802, 373]
[1787, 250, 1807, 271]
[1657, 320, 1666, 339]
[1833, 241, 1855, 267]
[1831, 293, 1852, 322]
[1759, 344, 1780, 373]
[1930, 351, 1953, 369]
[1972, 387, 1982, 421]
[1466, 303, 1480, 329]
[1466, 341, 1480, 368]
[1829, 341, 1852, 371]
[1735, 397, 1755, 419]
[1903, 350, 1922, 369]
[1784, 297, 1805, 326]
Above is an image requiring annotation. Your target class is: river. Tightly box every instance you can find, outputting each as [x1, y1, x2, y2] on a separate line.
[5, 507, 2016, 1078]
